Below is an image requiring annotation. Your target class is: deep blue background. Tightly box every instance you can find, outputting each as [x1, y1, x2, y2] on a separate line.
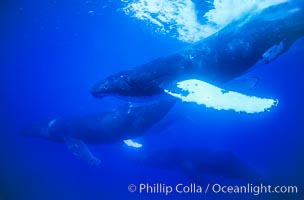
[1, 0, 304, 200]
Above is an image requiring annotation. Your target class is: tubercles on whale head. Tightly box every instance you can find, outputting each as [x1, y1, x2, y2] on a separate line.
[91, 72, 163, 99]
[90, 73, 132, 98]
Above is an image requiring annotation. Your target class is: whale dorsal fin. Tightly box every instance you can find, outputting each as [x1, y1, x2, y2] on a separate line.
[65, 137, 101, 165]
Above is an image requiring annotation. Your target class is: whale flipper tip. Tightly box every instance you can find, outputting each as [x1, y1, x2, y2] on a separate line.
[65, 137, 101, 165]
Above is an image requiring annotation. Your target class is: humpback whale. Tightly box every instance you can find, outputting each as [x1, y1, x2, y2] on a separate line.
[135, 147, 261, 183]
[91, 1, 304, 99]
[23, 95, 176, 165]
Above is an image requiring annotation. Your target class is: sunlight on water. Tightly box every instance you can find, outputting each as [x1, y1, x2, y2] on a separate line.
[121, 0, 288, 42]
[205, 0, 288, 28]
[121, 0, 214, 42]
[165, 79, 278, 114]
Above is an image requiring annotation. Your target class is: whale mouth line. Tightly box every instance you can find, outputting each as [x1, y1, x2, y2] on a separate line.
[90, 84, 112, 97]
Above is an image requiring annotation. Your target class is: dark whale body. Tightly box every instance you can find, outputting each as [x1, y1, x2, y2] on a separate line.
[45, 99, 175, 144]
[91, 1, 304, 99]
[24, 95, 176, 165]
[136, 147, 261, 183]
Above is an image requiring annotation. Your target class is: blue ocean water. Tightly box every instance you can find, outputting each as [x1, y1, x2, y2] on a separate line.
[1, 0, 304, 200]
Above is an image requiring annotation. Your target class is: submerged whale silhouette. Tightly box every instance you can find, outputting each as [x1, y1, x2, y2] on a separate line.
[91, 1, 304, 99]
[23, 95, 176, 165]
[135, 147, 262, 183]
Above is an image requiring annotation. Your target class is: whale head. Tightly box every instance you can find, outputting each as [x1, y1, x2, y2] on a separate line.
[91, 73, 133, 98]
[21, 122, 50, 139]
[21, 118, 58, 140]
[91, 72, 163, 99]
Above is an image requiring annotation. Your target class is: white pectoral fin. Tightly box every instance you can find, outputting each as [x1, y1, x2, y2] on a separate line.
[165, 79, 278, 114]
[65, 138, 101, 165]
[123, 139, 143, 148]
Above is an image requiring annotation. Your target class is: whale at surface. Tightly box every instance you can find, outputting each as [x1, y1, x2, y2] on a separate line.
[22, 95, 176, 165]
[90, 1, 304, 100]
